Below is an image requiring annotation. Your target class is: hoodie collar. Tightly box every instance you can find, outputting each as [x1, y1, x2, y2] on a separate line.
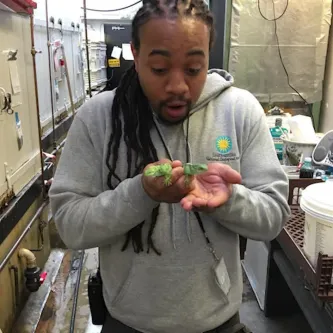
[190, 69, 234, 114]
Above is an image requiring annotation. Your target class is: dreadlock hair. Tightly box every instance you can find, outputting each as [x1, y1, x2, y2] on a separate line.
[106, 0, 215, 255]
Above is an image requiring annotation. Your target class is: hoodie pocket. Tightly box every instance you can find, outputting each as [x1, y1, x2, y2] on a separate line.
[111, 259, 231, 320]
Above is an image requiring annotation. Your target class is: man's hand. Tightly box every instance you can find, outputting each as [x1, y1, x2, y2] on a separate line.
[142, 159, 194, 203]
[180, 163, 242, 212]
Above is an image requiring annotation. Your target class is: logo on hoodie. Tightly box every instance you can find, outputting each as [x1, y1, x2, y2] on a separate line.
[216, 136, 232, 154]
[206, 135, 240, 163]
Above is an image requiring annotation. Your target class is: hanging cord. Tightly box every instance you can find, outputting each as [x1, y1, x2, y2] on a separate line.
[185, 114, 219, 262]
[154, 112, 219, 262]
[271, 0, 309, 105]
[81, 1, 142, 12]
[258, 0, 288, 21]
[186, 113, 191, 163]
[258, 0, 314, 125]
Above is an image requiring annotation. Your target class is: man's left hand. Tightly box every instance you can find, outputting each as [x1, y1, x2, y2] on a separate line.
[180, 163, 242, 212]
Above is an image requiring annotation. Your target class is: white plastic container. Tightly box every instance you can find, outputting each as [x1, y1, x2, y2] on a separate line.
[300, 180, 333, 268]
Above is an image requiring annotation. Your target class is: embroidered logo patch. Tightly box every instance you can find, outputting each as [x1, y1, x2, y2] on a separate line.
[215, 136, 232, 155]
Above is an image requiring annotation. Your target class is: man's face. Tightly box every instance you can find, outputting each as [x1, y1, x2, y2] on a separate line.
[132, 17, 210, 124]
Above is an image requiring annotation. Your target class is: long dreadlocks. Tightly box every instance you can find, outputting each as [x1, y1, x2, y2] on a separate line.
[105, 0, 215, 255]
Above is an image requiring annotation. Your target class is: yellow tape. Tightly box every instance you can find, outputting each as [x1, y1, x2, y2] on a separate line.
[108, 59, 120, 68]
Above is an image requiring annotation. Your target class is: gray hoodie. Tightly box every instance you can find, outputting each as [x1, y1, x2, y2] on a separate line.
[49, 69, 290, 333]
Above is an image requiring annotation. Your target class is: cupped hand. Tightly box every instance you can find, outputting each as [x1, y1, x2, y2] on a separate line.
[142, 159, 194, 203]
[180, 163, 242, 212]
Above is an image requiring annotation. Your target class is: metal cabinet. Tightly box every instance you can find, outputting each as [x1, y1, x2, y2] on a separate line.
[33, 19, 85, 131]
[0, 9, 41, 207]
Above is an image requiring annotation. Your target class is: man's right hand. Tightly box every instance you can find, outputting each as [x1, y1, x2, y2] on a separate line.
[142, 159, 193, 203]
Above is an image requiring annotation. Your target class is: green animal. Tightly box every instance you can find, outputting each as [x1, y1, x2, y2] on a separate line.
[144, 163, 173, 186]
[144, 163, 208, 187]
[183, 163, 208, 186]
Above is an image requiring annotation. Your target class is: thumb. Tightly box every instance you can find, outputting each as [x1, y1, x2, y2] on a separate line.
[156, 159, 172, 165]
[210, 163, 242, 184]
[171, 166, 185, 182]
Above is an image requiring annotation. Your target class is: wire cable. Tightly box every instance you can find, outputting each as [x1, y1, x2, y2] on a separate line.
[272, 1, 308, 105]
[258, 0, 288, 21]
[81, 1, 142, 12]
[258, 0, 311, 110]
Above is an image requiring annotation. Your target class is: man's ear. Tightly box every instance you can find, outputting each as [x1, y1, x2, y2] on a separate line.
[131, 42, 139, 71]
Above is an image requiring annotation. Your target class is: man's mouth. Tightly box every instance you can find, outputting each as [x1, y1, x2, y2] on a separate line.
[165, 103, 188, 118]
[166, 102, 187, 109]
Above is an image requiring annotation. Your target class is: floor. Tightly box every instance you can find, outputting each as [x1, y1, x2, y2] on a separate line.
[13, 248, 314, 333]
[240, 270, 313, 333]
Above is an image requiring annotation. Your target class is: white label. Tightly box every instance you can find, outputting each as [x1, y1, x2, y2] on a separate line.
[111, 46, 122, 60]
[9, 60, 21, 95]
[122, 43, 134, 61]
[304, 216, 333, 269]
[213, 257, 231, 298]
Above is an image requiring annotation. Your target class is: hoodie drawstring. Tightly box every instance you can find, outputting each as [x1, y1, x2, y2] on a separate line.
[153, 115, 195, 248]
[171, 204, 177, 249]
[185, 117, 193, 243]
[153, 116, 178, 249]
[186, 212, 192, 243]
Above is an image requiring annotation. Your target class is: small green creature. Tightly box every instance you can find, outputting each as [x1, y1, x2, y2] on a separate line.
[184, 163, 208, 186]
[144, 163, 208, 187]
[144, 163, 173, 186]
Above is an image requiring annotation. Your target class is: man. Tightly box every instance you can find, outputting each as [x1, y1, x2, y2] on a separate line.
[49, 1, 290, 332]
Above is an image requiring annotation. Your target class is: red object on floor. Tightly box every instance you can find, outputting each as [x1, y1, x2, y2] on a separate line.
[0, 0, 37, 15]
[39, 271, 48, 284]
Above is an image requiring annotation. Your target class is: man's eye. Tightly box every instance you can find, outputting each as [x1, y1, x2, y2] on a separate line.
[187, 68, 201, 76]
[152, 68, 167, 75]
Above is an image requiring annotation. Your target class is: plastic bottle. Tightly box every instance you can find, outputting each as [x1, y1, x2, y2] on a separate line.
[270, 118, 288, 161]
[300, 157, 314, 178]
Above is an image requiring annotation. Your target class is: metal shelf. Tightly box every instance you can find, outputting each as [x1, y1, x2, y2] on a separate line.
[278, 179, 333, 303]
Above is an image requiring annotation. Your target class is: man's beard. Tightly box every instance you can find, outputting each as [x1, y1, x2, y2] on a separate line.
[155, 99, 192, 125]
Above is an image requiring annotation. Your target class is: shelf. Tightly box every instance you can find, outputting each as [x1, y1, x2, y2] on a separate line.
[277, 178, 333, 303]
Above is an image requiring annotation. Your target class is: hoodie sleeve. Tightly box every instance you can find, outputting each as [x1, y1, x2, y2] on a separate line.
[209, 107, 290, 241]
[49, 114, 159, 250]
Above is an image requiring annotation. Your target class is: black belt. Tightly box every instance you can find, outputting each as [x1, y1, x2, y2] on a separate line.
[101, 312, 250, 333]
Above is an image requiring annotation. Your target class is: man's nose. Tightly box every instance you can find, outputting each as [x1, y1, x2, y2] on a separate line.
[165, 71, 189, 96]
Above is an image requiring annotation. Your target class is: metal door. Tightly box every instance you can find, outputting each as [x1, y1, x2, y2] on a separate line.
[104, 22, 134, 91]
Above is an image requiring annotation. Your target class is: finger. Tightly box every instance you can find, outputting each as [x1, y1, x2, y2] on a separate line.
[171, 167, 184, 181]
[180, 195, 196, 211]
[191, 197, 208, 208]
[153, 166, 184, 188]
[209, 163, 242, 184]
[171, 160, 182, 168]
[174, 175, 195, 193]
[157, 158, 172, 165]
